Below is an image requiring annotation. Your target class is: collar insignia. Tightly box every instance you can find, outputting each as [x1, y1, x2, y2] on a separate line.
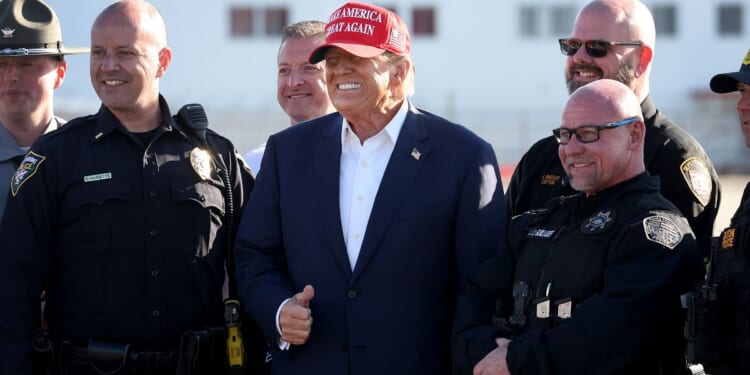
[1, 27, 14, 39]
[581, 210, 615, 234]
[190, 147, 212, 180]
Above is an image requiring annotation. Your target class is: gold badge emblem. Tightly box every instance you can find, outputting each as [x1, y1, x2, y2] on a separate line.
[540, 174, 560, 186]
[743, 48, 750, 66]
[190, 147, 212, 180]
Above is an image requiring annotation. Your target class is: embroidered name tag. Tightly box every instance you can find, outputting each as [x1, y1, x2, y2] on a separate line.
[527, 228, 555, 238]
[83, 172, 112, 182]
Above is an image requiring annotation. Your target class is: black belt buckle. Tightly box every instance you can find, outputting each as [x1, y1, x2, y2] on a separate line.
[87, 338, 131, 375]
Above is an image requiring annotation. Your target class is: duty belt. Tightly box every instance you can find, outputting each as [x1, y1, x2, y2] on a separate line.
[61, 340, 177, 374]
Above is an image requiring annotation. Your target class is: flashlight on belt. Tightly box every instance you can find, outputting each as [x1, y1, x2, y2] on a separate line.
[224, 299, 245, 368]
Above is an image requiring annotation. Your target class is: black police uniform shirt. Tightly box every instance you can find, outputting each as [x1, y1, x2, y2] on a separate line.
[505, 96, 720, 257]
[454, 173, 705, 375]
[695, 182, 750, 375]
[0, 96, 253, 370]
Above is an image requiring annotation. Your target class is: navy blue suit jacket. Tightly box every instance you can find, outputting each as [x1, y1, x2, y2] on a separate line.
[235, 103, 506, 375]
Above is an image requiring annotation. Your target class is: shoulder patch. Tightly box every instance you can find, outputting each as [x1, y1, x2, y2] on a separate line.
[10, 151, 46, 197]
[581, 210, 615, 234]
[643, 214, 683, 250]
[680, 157, 712, 207]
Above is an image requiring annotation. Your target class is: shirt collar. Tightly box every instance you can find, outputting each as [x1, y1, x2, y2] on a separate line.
[0, 117, 59, 161]
[339, 100, 408, 145]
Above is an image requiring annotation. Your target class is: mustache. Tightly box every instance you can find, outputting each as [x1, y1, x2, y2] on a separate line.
[569, 63, 603, 76]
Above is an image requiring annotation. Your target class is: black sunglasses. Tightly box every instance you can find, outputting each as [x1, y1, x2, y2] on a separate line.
[558, 38, 642, 58]
[553, 117, 639, 145]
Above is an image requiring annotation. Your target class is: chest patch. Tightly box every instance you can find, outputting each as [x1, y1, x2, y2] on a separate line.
[190, 147, 212, 181]
[540, 174, 560, 186]
[10, 151, 46, 197]
[581, 210, 615, 234]
[643, 215, 683, 250]
[721, 227, 736, 250]
[680, 157, 712, 207]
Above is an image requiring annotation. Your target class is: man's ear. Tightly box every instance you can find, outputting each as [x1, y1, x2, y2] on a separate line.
[156, 47, 172, 78]
[636, 45, 653, 77]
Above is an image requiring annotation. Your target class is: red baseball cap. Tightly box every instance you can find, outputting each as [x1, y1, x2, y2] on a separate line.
[309, 1, 410, 64]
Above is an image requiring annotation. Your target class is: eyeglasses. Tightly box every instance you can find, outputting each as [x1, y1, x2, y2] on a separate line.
[558, 38, 642, 58]
[553, 117, 639, 145]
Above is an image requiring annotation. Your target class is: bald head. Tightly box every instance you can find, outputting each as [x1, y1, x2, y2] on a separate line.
[559, 79, 645, 195]
[566, 79, 642, 121]
[567, 0, 655, 100]
[578, 0, 655, 47]
[90, 0, 172, 132]
[93, 0, 167, 48]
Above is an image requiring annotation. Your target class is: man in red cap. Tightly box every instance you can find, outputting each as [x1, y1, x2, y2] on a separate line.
[235, 2, 507, 374]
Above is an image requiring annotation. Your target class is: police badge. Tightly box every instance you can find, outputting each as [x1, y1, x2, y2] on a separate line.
[581, 210, 615, 234]
[190, 147, 212, 180]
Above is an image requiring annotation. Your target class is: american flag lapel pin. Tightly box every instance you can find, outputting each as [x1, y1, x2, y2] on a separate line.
[411, 148, 421, 160]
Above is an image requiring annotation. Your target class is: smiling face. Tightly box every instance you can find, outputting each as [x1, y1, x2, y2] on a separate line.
[276, 36, 334, 125]
[325, 47, 396, 118]
[89, 2, 170, 118]
[558, 79, 644, 195]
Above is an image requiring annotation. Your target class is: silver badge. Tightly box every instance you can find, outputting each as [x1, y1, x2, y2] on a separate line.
[190, 147, 212, 180]
[581, 210, 614, 234]
[1, 27, 15, 39]
[643, 215, 683, 250]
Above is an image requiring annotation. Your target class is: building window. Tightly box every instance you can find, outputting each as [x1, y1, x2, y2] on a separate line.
[652, 5, 677, 36]
[265, 7, 288, 35]
[519, 5, 541, 37]
[230, 7, 254, 37]
[718, 4, 743, 35]
[412, 7, 435, 36]
[549, 6, 576, 36]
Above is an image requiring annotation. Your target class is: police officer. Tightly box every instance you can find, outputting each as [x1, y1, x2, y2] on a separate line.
[0, 1, 260, 374]
[505, 0, 720, 258]
[693, 49, 750, 375]
[453, 79, 705, 375]
[0, 0, 87, 225]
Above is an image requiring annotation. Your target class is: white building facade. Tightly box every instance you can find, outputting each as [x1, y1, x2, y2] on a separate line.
[44, 0, 750, 170]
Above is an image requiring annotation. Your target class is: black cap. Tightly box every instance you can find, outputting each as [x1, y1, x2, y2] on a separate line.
[0, 0, 88, 57]
[710, 48, 750, 93]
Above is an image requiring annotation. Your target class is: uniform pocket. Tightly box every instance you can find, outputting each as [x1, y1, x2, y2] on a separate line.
[171, 180, 225, 257]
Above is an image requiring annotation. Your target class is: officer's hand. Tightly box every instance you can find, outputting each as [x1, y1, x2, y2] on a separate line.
[279, 285, 315, 345]
[473, 338, 512, 375]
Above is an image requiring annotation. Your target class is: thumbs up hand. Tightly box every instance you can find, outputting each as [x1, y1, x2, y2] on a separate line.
[279, 285, 315, 345]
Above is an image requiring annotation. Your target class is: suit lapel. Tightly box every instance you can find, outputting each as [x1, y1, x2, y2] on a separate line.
[314, 115, 352, 278]
[351, 105, 430, 284]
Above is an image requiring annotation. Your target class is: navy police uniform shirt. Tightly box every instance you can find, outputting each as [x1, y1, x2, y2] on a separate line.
[0, 96, 253, 373]
[454, 173, 705, 375]
[505, 96, 721, 257]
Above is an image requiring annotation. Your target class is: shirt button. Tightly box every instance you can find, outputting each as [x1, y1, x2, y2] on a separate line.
[150, 270, 159, 276]
[149, 190, 157, 197]
[152, 310, 160, 317]
[348, 290, 357, 299]
[361, 161, 369, 168]
[150, 229, 157, 236]
[356, 195, 363, 202]
[353, 233, 361, 240]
